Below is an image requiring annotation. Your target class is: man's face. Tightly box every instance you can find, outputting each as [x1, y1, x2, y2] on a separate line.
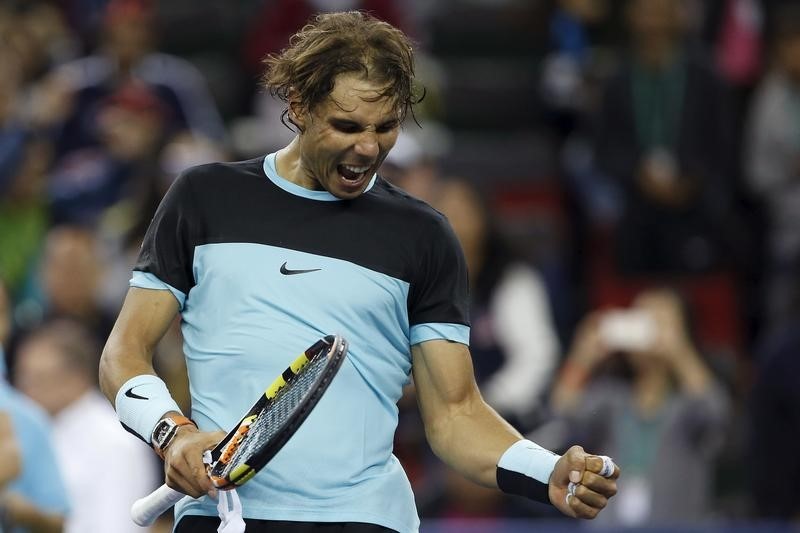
[14, 338, 78, 417]
[293, 73, 401, 200]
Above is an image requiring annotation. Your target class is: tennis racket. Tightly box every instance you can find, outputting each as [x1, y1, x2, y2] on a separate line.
[131, 334, 348, 526]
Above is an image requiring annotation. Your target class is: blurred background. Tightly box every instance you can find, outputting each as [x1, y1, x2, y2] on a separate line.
[0, 0, 799, 531]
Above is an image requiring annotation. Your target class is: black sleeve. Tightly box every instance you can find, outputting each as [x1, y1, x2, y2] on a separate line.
[134, 169, 204, 296]
[407, 212, 470, 327]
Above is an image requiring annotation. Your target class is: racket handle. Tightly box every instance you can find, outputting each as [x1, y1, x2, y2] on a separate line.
[131, 484, 185, 526]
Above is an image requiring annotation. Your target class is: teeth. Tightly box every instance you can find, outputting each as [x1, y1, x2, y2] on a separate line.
[343, 165, 370, 173]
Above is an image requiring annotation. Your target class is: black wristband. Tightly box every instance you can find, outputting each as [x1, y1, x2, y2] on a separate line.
[497, 466, 551, 505]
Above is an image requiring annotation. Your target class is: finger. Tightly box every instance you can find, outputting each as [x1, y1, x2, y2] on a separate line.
[573, 483, 610, 509]
[165, 468, 204, 498]
[187, 455, 214, 494]
[586, 455, 620, 479]
[169, 450, 213, 497]
[567, 490, 602, 520]
[567, 481, 578, 499]
[580, 471, 619, 499]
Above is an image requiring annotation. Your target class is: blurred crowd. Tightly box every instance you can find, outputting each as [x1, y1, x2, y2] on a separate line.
[0, 0, 799, 531]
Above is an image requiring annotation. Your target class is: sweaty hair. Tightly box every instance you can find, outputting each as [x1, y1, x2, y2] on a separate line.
[261, 11, 423, 129]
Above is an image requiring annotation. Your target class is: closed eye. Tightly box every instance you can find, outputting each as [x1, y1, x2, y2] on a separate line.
[331, 120, 361, 134]
[376, 121, 399, 133]
[330, 119, 399, 134]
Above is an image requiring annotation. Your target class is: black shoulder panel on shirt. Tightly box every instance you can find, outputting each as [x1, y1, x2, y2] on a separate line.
[174, 157, 453, 283]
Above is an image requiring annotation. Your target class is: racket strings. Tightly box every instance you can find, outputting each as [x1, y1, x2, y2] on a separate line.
[221, 352, 329, 477]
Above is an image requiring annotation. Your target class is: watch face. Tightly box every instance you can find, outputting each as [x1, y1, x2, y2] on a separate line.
[154, 420, 173, 445]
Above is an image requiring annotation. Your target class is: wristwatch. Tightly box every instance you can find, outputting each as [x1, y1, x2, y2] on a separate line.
[151, 414, 196, 459]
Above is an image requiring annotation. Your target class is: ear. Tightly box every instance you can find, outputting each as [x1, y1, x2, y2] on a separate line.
[288, 90, 306, 132]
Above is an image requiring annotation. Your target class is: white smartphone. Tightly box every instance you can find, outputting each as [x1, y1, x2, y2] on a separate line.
[599, 309, 657, 352]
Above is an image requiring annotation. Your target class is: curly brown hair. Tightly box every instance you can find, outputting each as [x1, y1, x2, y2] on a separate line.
[261, 11, 424, 130]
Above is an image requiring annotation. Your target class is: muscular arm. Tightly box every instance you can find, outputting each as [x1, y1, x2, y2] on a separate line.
[413, 339, 619, 518]
[412, 339, 521, 487]
[99, 287, 180, 403]
[100, 286, 224, 498]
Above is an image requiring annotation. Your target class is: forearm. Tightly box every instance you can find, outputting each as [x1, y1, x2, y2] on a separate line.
[424, 393, 522, 487]
[410, 341, 617, 518]
[550, 359, 593, 414]
[99, 288, 179, 403]
[99, 337, 158, 404]
[671, 347, 713, 396]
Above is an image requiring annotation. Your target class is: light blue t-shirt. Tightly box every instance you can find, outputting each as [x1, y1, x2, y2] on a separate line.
[131, 155, 471, 532]
[0, 374, 70, 533]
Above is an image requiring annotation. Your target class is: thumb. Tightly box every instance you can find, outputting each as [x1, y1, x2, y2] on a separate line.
[555, 445, 587, 487]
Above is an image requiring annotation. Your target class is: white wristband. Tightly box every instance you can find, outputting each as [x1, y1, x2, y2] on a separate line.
[498, 439, 560, 484]
[115, 375, 183, 444]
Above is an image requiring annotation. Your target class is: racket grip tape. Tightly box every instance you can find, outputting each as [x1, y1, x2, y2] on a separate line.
[130, 484, 185, 526]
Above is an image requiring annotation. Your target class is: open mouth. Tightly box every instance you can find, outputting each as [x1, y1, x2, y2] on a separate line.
[337, 164, 371, 184]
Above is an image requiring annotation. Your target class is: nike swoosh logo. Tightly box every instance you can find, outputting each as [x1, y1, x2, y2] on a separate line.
[124, 387, 148, 400]
[280, 262, 321, 275]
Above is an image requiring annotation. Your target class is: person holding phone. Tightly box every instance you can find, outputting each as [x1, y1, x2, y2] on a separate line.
[550, 289, 730, 527]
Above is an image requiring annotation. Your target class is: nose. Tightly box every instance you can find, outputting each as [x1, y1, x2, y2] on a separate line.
[354, 131, 379, 158]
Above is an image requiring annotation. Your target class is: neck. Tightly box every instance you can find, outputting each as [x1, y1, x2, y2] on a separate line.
[633, 366, 669, 417]
[51, 386, 90, 417]
[276, 138, 315, 190]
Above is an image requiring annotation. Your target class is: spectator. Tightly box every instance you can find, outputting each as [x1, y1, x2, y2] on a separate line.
[430, 177, 560, 430]
[550, 289, 730, 526]
[706, 0, 764, 91]
[744, 4, 800, 327]
[13, 319, 159, 533]
[0, 48, 52, 300]
[0, 280, 69, 533]
[47, 82, 171, 226]
[540, 0, 615, 141]
[592, 0, 739, 275]
[0, 1, 78, 90]
[46, 0, 226, 158]
[14, 225, 114, 347]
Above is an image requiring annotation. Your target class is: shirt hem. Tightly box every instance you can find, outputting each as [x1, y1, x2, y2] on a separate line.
[175, 505, 417, 533]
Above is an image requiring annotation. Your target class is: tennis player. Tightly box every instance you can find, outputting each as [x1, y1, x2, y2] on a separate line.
[100, 11, 619, 533]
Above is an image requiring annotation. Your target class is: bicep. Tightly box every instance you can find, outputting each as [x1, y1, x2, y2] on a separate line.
[110, 287, 180, 348]
[411, 340, 481, 426]
[411, 340, 523, 484]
